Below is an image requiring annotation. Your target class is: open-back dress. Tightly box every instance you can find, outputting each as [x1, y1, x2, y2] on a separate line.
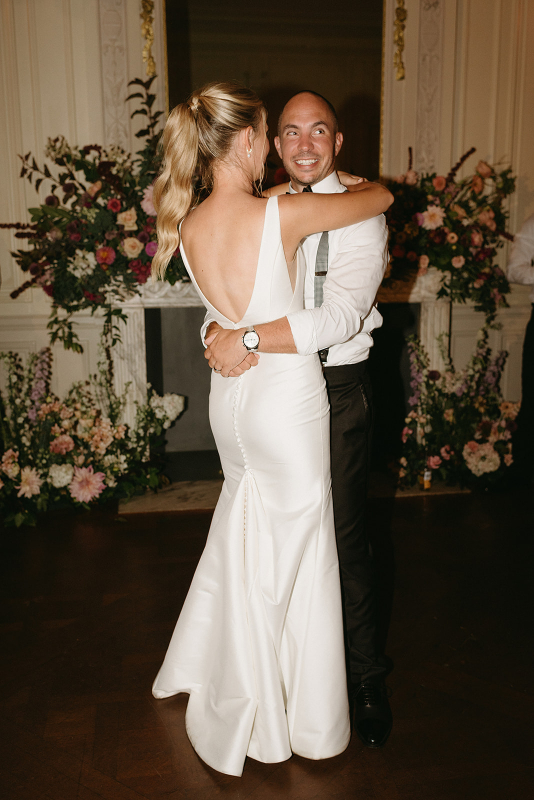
[152, 196, 350, 776]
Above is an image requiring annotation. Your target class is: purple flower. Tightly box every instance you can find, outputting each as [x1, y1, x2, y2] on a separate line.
[145, 241, 158, 257]
[415, 212, 424, 226]
[45, 195, 59, 207]
[408, 396, 419, 407]
[428, 370, 441, 381]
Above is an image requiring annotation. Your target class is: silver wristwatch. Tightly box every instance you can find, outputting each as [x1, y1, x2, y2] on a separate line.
[242, 325, 260, 352]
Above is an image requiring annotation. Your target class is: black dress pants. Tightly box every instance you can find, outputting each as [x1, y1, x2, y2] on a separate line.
[323, 360, 388, 686]
[513, 304, 534, 481]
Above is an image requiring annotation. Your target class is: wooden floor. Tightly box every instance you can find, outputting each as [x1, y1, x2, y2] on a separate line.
[0, 488, 533, 799]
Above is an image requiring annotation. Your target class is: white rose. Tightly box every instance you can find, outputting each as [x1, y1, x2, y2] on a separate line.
[122, 237, 144, 259]
[48, 462, 74, 488]
[117, 208, 138, 231]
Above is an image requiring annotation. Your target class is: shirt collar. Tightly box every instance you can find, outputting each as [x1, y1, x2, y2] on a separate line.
[288, 170, 344, 194]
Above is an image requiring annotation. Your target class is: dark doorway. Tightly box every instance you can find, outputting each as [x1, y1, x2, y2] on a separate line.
[164, 0, 383, 179]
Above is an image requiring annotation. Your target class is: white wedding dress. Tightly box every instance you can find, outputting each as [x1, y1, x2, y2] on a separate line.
[152, 196, 350, 776]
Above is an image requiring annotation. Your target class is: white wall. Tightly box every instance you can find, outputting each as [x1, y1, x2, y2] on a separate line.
[0, 0, 166, 396]
[383, 0, 534, 399]
[1, 0, 532, 403]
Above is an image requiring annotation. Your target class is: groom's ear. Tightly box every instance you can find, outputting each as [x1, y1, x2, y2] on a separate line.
[274, 136, 282, 160]
[334, 132, 343, 157]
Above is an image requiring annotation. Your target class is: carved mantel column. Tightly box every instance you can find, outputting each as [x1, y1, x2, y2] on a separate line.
[377, 268, 451, 371]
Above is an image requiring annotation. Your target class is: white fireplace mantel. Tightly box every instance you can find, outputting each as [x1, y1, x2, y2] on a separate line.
[113, 281, 203, 424]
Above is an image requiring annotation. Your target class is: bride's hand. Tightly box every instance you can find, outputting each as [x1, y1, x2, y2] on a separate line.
[337, 171, 367, 189]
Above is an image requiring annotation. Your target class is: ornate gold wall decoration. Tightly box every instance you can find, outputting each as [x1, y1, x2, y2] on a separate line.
[393, 0, 407, 81]
[140, 0, 156, 77]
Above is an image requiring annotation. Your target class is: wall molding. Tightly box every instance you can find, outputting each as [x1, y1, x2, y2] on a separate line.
[98, 0, 130, 148]
[414, 0, 444, 172]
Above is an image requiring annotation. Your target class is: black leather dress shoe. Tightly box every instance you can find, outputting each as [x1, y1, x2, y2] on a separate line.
[353, 682, 392, 748]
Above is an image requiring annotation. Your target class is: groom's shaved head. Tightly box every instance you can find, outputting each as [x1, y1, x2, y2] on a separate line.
[275, 90, 343, 189]
[278, 91, 338, 136]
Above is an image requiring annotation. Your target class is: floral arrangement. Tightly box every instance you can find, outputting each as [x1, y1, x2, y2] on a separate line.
[384, 148, 515, 325]
[398, 328, 518, 489]
[2, 77, 187, 353]
[0, 346, 184, 527]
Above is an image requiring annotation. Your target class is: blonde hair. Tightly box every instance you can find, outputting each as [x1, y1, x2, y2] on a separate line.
[151, 81, 265, 280]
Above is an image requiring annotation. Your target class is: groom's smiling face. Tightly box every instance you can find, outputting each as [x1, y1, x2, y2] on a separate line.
[274, 92, 343, 190]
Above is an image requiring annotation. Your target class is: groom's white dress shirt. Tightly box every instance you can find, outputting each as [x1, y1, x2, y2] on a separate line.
[200, 171, 389, 364]
[286, 171, 388, 366]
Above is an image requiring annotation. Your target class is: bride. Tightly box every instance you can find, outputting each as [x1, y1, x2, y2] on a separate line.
[150, 82, 392, 777]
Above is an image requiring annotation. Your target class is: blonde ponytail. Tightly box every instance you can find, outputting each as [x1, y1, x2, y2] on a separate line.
[152, 82, 265, 281]
[151, 104, 198, 280]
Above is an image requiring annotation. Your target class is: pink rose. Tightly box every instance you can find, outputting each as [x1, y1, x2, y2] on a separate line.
[471, 230, 483, 247]
[405, 170, 418, 185]
[466, 440, 478, 453]
[50, 434, 75, 455]
[471, 175, 484, 194]
[145, 241, 158, 257]
[440, 445, 453, 461]
[401, 426, 412, 443]
[478, 209, 496, 230]
[476, 160, 493, 178]
[141, 184, 156, 216]
[432, 176, 447, 191]
[451, 256, 465, 268]
[447, 232, 458, 244]
[427, 455, 442, 469]
[107, 198, 121, 212]
[96, 246, 116, 266]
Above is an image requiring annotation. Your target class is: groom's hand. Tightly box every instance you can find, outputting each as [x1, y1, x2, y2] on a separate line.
[205, 327, 259, 378]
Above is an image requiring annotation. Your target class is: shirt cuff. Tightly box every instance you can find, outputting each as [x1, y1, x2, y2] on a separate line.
[200, 318, 212, 348]
[287, 309, 319, 356]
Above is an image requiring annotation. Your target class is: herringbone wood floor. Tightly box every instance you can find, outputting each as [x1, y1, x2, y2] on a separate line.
[0, 489, 533, 799]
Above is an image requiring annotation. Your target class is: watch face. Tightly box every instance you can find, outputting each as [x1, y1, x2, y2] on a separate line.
[243, 330, 259, 349]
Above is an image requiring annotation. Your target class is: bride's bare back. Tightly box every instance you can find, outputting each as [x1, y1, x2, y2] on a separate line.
[180, 191, 279, 324]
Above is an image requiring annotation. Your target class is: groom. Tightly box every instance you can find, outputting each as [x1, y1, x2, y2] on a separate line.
[203, 90, 392, 747]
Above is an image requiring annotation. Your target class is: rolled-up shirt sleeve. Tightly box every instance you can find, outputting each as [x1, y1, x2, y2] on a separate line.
[287, 214, 388, 355]
[507, 214, 534, 286]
